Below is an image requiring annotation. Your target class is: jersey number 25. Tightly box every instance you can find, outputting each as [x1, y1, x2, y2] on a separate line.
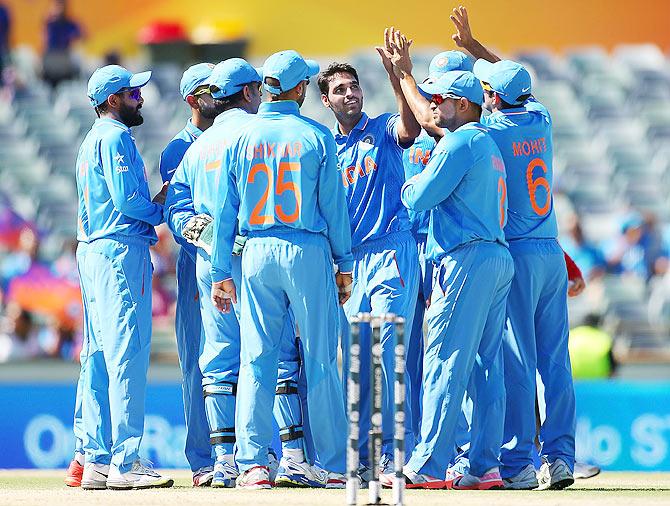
[248, 161, 302, 225]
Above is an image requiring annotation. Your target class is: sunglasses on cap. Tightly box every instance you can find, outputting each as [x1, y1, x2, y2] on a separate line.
[481, 82, 494, 93]
[431, 93, 462, 105]
[117, 87, 142, 101]
[192, 86, 211, 97]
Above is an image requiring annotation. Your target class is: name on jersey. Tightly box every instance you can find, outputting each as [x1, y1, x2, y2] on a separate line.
[491, 155, 505, 173]
[340, 155, 377, 187]
[512, 137, 547, 157]
[408, 147, 431, 166]
[245, 141, 303, 160]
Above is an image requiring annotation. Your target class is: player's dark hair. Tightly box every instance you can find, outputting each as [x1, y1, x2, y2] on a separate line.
[94, 99, 110, 117]
[469, 101, 482, 118]
[317, 63, 359, 95]
[499, 94, 531, 109]
[211, 84, 255, 110]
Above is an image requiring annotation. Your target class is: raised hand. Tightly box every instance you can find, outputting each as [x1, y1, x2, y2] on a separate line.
[450, 5, 475, 49]
[389, 28, 414, 76]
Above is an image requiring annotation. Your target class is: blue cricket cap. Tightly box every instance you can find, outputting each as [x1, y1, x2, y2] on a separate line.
[180, 62, 215, 100]
[473, 59, 531, 105]
[209, 58, 262, 99]
[428, 51, 473, 78]
[262, 50, 319, 95]
[418, 70, 484, 105]
[87, 65, 152, 107]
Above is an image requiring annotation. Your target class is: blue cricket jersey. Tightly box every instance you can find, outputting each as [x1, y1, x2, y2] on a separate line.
[76, 117, 162, 244]
[482, 98, 558, 240]
[165, 109, 254, 261]
[402, 129, 436, 238]
[334, 112, 412, 249]
[210, 101, 353, 282]
[159, 119, 203, 260]
[401, 122, 507, 262]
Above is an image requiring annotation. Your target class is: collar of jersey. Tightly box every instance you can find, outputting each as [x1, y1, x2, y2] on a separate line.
[334, 112, 369, 139]
[185, 118, 203, 138]
[259, 100, 300, 116]
[492, 106, 528, 118]
[213, 107, 248, 126]
[458, 121, 488, 133]
[95, 117, 130, 132]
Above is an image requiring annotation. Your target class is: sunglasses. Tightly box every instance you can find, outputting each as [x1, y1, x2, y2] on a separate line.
[481, 82, 494, 93]
[193, 87, 211, 97]
[118, 87, 142, 101]
[431, 93, 462, 105]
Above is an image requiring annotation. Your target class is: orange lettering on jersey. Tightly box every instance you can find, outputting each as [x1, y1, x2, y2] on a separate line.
[267, 143, 276, 157]
[364, 156, 377, 175]
[293, 142, 302, 157]
[491, 155, 505, 173]
[513, 138, 548, 157]
[346, 166, 357, 185]
[205, 160, 221, 172]
[254, 144, 264, 158]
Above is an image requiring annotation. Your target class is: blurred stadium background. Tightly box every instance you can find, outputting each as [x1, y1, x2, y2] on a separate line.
[0, 0, 669, 473]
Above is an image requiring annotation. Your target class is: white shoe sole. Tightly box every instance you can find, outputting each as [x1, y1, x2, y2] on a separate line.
[106, 478, 174, 490]
[81, 480, 107, 490]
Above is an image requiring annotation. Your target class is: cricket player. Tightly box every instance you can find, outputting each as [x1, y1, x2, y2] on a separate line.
[209, 49, 353, 489]
[76, 65, 172, 490]
[166, 59, 326, 489]
[165, 58, 262, 488]
[400, 49, 473, 437]
[452, 5, 576, 490]
[317, 31, 421, 475]
[159, 62, 215, 487]
[386, 70, 512, 490]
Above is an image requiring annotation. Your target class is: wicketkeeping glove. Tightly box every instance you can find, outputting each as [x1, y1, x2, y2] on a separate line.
[183, 214, 213, 255]
[232, 235, 247, 256]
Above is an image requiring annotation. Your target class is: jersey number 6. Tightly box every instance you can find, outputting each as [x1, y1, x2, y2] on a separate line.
[248, 161, 302, 225]
[526, 158, 551, 216]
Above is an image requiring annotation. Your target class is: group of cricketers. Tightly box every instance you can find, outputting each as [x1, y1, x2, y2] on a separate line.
[65, 6, 584, 492]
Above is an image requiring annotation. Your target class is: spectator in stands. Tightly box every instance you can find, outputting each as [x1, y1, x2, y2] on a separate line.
[561, 215, 606, 281]
[606, 211, 668, 281]
[568, 313, 616, 379]
[0, 3, 10, 86]
[42, 0, 82, 88]
[53, 238, 79, 284]
[0, 302, 45, 362]
[0, 226, 40, 294]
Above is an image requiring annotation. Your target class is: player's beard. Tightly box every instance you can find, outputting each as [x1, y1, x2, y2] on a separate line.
[119, 102, 144, 127]
[199, 100, 221, 119]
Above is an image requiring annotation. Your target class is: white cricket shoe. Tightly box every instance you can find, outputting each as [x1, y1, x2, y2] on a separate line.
[236, 465, 272, 490]
[106, 459, 174, 490]
[192, 465, 214, 487]
[274, 457, 328, 488]
[81, 462, 109, 490]
[574, 461, 601, 479]
[325, 471, 346, 489]
[503, 464, 539, 490]
[537, 458, 574, 490]
[212, 456, 238, 488]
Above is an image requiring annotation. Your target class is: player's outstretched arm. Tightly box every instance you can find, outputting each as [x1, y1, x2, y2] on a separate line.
[388, 29, 445, 141]
[377, 27, 420, 146]
[451, 5, 500, 63]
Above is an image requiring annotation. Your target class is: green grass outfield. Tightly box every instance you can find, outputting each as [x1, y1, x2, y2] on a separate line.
[1, 470, 669, 505]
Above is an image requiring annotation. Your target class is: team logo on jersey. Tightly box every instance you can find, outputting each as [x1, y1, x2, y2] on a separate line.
[360, 134, 375, 146]
[116, 165, 129, 174]
[114, 153, 125, 164]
